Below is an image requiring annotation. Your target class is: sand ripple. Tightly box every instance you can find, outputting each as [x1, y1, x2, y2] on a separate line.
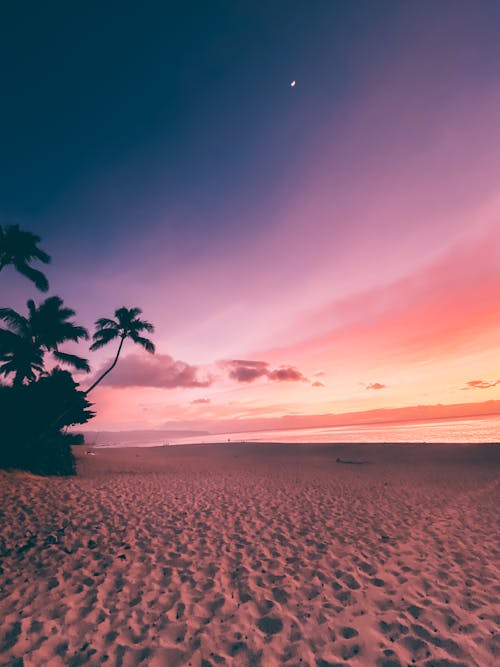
[0, 443, 498, 666]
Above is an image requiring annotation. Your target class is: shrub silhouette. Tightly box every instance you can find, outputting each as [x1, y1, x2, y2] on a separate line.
[0, 369, 94, 475]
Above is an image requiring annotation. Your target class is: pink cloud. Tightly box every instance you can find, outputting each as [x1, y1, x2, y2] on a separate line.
[366, 382, 386, 390]
[93, 353, 212, 389]
[463, 379, 500, 390]
[191, 397, 211, 404]
[224, 359, 269, 383]
[267, 366, 308, 382]
[222, 359, 308, 384]
[312, 381, 325, 387]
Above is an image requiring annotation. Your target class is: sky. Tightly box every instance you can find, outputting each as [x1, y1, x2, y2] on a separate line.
[2, 1, 500, 435]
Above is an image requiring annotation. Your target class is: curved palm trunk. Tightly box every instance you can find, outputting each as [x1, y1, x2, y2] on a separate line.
[84, 335, 125, 395]
[45, 335, 125, 434]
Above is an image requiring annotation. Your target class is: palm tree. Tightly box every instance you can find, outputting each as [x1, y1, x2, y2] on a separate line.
[0, 296, 89, 385]
[0, 330, 44, 386]
[86, 307, 155, 394]
[0, 224, 51, 291]
[45, 306, 154, 433]
[26, 296, 89, 370]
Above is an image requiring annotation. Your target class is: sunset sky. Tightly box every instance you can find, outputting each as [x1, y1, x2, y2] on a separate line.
[2, 1, 500, 434]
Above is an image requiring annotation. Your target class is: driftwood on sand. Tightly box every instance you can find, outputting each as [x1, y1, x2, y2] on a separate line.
[336, 457, 368, 465]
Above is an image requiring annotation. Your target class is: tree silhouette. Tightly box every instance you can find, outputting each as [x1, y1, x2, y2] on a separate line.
[0, 329, 44, 386]
[0, 369, 94, 475]
[87, 307, 155, 393]
[0, 296, 89, 385]
[0, 224, 51, 291]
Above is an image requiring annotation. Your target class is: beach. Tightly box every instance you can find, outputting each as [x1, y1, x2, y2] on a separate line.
[0, 442, 498, 667]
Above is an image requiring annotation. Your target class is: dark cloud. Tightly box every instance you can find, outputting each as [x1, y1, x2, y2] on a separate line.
[312, 381, 325, 387]
[462, 379, 500, 390]
[93, 353, 212, 389]
[268, 366, 307, 382]
[224, 359, 269, 383]
[191, 397, 211, 404]
[222, 359, 307, 384]
[366, 382, 386, 390]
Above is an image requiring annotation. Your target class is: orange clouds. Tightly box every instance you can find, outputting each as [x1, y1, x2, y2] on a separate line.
[463, 380, 500, 390]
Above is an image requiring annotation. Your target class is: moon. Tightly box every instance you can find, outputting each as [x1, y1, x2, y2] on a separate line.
[290, 80, 296, 87]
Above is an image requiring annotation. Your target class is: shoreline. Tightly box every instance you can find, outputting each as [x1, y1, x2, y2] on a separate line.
[76, 441, 500, 475]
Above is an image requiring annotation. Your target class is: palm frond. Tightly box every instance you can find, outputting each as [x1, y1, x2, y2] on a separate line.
[56, 323, 89, 342]
[94, 317, 119, 330]
[115, 306, 141, 321]
[0, 328, 24, 356]
[0, 357, 42, 385]
[126, 307, 142, 319]
[129, 333, 155, 354]
[0, 308, 29, 334]
[92, 328, 119, 342]
[32, 247, 51, 264]
[89, 339, 111, 352]
[0, 337, 45, 385]
[0, 359, 14, 375]
[14, 263, 49, 291]
[0, 327, 20, 343]
[27, 296, 88, 349]
[27, 299, 37, 318]
[52, 350, 90, 372]
[42, 295, 76, 318]
[134, 319, 155, 334]
[90, 328, 119, 350]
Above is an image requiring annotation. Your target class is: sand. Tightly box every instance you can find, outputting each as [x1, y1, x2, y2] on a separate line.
[0, 442, 499, 667]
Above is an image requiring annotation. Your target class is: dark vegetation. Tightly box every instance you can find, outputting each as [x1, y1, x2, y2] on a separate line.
[0, 224, 155, 475]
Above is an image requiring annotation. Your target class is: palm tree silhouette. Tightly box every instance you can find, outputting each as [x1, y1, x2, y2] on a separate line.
[0, 296, 89, 385]
[86, 307, 155, 394]
[0, 330, 44, 386]
[0, 224, 51, 291]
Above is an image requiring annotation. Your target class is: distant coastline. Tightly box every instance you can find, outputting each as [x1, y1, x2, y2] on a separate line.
[80, 413, 500, 447]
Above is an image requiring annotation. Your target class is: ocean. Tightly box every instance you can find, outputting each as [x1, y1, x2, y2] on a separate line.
[92, 415, 500, 447]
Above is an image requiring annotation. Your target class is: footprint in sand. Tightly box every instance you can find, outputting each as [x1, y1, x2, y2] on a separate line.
[257, 616, 283, 635]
